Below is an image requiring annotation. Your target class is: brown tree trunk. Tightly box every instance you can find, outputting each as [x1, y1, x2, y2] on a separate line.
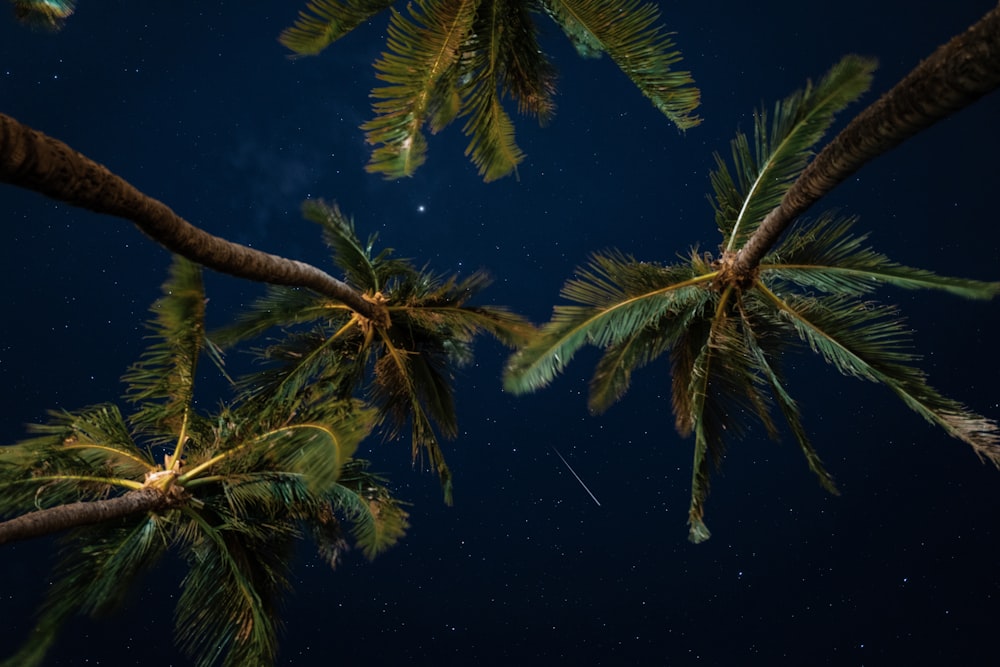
[0, 112, 384, 323]
[732, 2, 1000, 276]
[0, 487, 177, 545]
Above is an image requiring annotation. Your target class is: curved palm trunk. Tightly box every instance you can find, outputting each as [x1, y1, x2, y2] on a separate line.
[0, 112, 383, 322]
[0, 487, 177, 545]
[732, 3, 1000, 276]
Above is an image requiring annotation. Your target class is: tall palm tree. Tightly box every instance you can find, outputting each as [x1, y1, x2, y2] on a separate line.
[280, 0, 701, 180]
[0, 258, 409, 666]
[216, 199, 535, 503]
[0, 112, 382, 321]
[504, 49, 1000, 543]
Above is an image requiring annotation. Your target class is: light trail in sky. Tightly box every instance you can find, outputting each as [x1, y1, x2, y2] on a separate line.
[552, 447, 601, 507]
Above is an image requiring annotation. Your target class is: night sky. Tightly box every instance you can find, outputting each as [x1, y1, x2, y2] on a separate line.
[2, 1, 999, 665]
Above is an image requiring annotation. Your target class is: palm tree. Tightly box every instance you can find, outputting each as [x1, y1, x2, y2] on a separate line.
[0, 258, 409, 666]
[216, 199, 535, 503]
[503, 49, 1000, 543]
[280, 0, 701, 181]
[0, 112, 382, 321]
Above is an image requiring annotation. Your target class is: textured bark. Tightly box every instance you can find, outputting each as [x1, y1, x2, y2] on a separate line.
[0, 487, 175, 545]
[0, 112, 383, 322]
[732, 3, 1000, 276]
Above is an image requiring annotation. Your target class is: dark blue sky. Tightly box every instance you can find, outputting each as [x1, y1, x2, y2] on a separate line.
[2, 1, 999, 665]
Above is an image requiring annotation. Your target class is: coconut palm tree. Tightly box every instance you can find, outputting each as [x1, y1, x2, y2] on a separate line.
[0, 112, 382, 320]
[503, 51, 1000, 543]
[216, 199, 535, 503]
[0, 258, 409, 667]
[280, 0, 701, 181]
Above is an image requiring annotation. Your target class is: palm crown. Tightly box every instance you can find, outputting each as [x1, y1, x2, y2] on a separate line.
[0, 258, 409, 667]
[280, 0, 701, 180]
[503, 55, 1000, 543]
[216, 200, 535, 504]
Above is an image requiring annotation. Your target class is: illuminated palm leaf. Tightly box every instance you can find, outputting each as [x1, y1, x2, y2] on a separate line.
[279, 0, 396, 56]
[281, 0, 698, 180]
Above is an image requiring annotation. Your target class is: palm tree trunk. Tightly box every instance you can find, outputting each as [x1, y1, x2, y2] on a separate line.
[0, 112, 383, 322]
[732, 2, 1000, 276]
[0, 487, 174, 545]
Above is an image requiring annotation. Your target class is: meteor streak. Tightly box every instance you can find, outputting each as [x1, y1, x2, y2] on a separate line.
[552, 447, 601, 507]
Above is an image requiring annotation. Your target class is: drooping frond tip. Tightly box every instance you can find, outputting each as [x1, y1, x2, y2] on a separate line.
[279, 0, 396, 56]
[542, 0, 701, 129]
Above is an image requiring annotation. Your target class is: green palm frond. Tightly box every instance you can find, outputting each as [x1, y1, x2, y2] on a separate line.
[234, 326, 367, 410]
[282, 1, 698, 180]
[739, 292, 839, 494]
[181, 403, 374, 494]
[213, 286, 336, 348]
[363, 1, 478, 178]
[758, 285, 1000, 464]
[711, 55, 876, 251]
[458, 0, 560, 180]
[0, 405, 153, 516]
[681, 293, 785, 543]
[123, 258, 207, 433]
[394, 270, 535, 347]
[329, 459, 410, 559]
[370, 336, 455, 495]
[541, 0, 700, 129]
[2, 516, 169, 667]
[494, 0, 557, 122]
[763, 213, 1000, 298]
[175, 509, 292, 667]
[279, 0, 396, 56]
[504, 250, 714, 394]
[303, 199, 418, 292]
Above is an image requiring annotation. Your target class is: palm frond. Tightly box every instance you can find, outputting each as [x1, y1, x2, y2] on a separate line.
[279, 0, 396, 56]
[504, 250, 714, 394]
[212, 286, 340, 349]
[181, 404, 374, 493]
[329, 459, 410, 559]
[740, 291, 839, 493]
[541, 0, 699, 128]
[763, 213, 1000, 298]
[760, 285, 1000, 464]
[123, 258, 207, 433]
[458, 0, 530, 181]
[394, 269, 535, 347]
[174, 508, 292, 667]
[370, 338, 454, 502]
[233, 324, 366, 412]
[302, 199, 396, 292]
[711, 55, 876, 251]
[0, 405, 154, 516]
[363, 1, 479, 179]
[462, 65, 525, 181]
[494, 0, 557, 123]
[2, 516, 169, 667]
